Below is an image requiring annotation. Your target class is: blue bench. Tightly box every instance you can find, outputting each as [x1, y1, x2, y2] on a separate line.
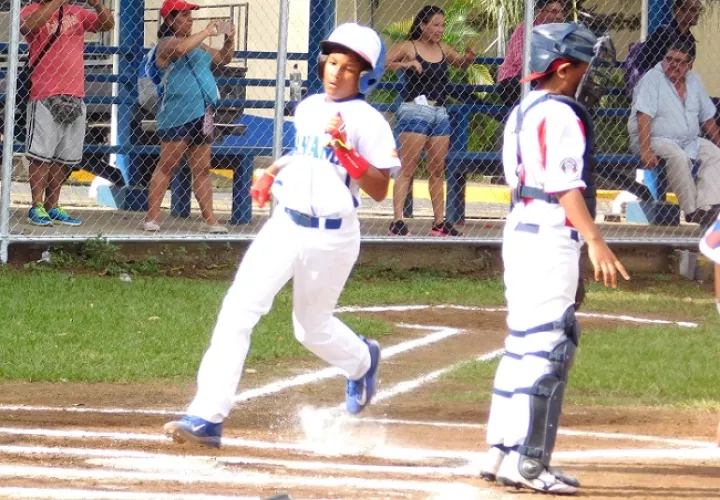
[625, 161, 682, 225]
[94, 113, 295, 224]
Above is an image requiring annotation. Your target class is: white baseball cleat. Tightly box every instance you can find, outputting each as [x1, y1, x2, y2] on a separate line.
[479, 446, 506, 482]
[496, 451, 578, 495]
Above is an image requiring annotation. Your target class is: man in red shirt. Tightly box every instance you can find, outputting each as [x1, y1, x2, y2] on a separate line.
[21, 0, 113, 226]
[496, 0, 565, 107]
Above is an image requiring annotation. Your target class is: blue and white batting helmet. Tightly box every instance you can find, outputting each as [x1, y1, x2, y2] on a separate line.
[527, 23, 598, 75]
[319, 23, 386, 95]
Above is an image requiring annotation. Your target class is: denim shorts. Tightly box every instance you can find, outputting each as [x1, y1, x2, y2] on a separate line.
[156, 115, 214, 145]
[395, 103, 452, 137]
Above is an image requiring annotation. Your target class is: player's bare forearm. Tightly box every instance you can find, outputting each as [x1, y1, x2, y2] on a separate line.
[20, 0, 64, 35]
[264, 164, 280, 177]
[355, 167, 390, 202]
[557, 189, 602, 243]
[558, 188, 630, 287]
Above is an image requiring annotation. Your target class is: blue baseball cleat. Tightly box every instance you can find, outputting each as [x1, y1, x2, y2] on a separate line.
[346, 336, 381, 415]
[163, 415, 223, 448]
[47, 207, 82, 226]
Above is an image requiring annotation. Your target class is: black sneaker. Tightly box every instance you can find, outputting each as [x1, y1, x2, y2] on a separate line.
[430, 221, 463, 237]
[686, 209, 717, 229]
[389, 220, 411, 236]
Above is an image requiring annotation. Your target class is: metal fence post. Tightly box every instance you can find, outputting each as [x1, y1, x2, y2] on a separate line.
[273, 0, 290, 161]
[521, 0, 533, 100]
[0, 0, 22, 264]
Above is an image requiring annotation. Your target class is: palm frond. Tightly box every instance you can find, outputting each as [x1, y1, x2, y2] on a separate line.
[382, 19, 413, 42]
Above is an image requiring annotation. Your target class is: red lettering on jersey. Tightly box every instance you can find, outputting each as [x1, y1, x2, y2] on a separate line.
[538, 118, 547, 170]
[577, 118, 585, 138]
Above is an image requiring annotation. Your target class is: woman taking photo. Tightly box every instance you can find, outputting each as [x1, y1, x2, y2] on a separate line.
[144, 0, 235, 233]
[386, 5, 476, 237]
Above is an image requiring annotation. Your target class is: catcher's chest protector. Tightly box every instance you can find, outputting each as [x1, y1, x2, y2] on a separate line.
[548, 95, 597, 219]
[514, 94, 597, 219]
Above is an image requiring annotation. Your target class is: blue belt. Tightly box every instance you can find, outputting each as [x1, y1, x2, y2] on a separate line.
[515, 222, 579, 242]
[285, 208, 342, 230]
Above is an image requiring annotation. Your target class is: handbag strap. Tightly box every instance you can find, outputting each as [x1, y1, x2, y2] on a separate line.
[27, 5, 64, 73]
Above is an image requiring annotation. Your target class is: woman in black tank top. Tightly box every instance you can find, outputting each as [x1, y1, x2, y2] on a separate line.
[386, 5, 476, 237]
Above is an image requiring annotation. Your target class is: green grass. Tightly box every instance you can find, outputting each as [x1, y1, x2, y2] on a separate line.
[1, 267, 718, 411]
[434, 321, 720, 409]
[0, 271, 391, 382]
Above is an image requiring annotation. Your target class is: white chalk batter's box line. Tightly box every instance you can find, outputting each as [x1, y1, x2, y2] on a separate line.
[0, 424, 714, 462]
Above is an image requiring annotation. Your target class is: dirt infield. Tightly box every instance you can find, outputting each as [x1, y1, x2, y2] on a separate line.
[0, 306, 718, 499]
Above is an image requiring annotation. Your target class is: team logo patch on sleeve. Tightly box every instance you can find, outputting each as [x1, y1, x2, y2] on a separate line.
[560, 158, 578, 175]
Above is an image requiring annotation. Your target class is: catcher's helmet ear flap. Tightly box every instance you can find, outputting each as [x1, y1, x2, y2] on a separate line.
[358, 39, 385, 95]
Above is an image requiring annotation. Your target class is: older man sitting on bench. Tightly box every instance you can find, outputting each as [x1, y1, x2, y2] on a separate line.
[629, 40, 720, 227]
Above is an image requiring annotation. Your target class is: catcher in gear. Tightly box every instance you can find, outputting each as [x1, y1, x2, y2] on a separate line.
[163, 23, 400, 448]
[478, 23, 629, 495]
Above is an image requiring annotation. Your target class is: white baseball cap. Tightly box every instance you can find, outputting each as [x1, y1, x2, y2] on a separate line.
[320, 23, 383, 70]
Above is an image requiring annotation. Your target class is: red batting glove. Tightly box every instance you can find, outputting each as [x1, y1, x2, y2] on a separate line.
[250, 171, 275, 208]
[325, 112, 370, 180]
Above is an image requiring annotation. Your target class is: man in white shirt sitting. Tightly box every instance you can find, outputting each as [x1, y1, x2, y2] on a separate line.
[629, 40, 720, 227]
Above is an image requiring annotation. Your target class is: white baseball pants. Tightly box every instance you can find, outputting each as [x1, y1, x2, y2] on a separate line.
[187, 209, 371, 423]
[486, 220, 581, 448]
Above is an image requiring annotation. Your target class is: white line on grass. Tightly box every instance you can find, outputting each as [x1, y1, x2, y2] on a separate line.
[234, 324, 462, 403]
[0, 464, 487, 497]
[337, 304, 699, 328]
[0, 487, 267, 500]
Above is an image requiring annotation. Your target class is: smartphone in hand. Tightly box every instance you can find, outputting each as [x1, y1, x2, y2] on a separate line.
[216, 19, 234, 35]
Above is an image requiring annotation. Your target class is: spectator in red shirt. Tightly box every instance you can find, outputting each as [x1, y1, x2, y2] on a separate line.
[496, 0, 565, 107]
[20, 0, 114, 227]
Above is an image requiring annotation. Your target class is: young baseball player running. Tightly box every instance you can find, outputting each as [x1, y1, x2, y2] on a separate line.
[164, 23, 399, 448]
[478, 23, 629, 494]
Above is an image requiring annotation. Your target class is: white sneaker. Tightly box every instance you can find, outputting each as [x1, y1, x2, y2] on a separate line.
[479, 446, 506, 482]
[496, 451, 578, 495]
[204, 224, 229, 234]
[143, 220, 160, 232]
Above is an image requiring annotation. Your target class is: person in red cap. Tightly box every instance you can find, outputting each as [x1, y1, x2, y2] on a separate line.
[143, 0, 235, 233]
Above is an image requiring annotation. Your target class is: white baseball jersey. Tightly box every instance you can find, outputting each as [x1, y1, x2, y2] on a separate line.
[272, 94, 400, 218]
[503, 90, 587, 229]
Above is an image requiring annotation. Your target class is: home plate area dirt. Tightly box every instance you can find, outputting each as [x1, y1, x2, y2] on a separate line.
[0, 305, 719, 500]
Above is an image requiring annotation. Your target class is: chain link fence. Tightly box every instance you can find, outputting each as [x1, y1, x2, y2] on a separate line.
[1, 0, 715, 261]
